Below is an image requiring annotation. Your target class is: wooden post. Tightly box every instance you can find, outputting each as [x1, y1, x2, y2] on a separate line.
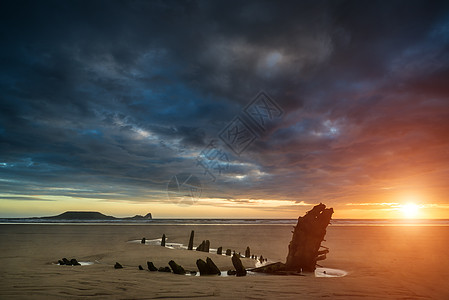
[206, 257, 220, 275]
[188, 230, 194, 250]
[169, 260, 186, 275]
[231, 253, 246, 276]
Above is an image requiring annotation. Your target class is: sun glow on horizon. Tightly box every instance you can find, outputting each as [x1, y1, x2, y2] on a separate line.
[400, 203, 420, 219]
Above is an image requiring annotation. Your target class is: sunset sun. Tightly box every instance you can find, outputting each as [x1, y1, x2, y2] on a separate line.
[400, 203, 420, 219]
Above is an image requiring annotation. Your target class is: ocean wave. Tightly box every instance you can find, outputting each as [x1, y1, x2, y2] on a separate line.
[1, 218, 448, 226]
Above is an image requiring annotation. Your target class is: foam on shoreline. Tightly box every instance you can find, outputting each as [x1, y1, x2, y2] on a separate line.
[54, 261, 94, 266]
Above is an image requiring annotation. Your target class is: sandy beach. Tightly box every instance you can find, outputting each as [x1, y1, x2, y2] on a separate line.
[0, 224, 448, 299]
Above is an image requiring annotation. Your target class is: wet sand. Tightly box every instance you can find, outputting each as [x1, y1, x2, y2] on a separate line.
[0, 224, 448, 299]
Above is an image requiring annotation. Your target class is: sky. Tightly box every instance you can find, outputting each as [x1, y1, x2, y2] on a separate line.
[1, 0, 449, 219]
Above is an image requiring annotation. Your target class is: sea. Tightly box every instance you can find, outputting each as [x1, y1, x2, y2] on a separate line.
[0, 218, 448, 226]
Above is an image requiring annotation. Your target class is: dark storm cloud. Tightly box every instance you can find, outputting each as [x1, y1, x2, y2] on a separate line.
[1, 0, 449, 213]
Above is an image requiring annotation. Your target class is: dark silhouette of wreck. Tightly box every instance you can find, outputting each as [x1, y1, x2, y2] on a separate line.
[252, 203, 333, 275]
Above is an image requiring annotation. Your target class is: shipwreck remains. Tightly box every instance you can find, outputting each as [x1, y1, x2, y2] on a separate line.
[158, 266, 171, 272]
[58, 258, 80, 266]
[285, 203, 333, 272]
[169, 260, 186, 275]
[252, 203, 333, 274]
[245, 246, 250, 258]
[196, 240, 210, 252]
[188, 230, 194, 250]
[231, 253, 246, 276]
[196, 257, 221, 275]
[147, 261, 158, 271]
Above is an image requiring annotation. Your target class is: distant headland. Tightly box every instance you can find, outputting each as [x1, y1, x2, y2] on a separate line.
[42, 211, 153, 221]
[0, 211, 153, 223]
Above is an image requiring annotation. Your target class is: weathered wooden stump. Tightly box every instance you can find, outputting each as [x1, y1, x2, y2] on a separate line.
[196, 240, 210, 252]
[217, 246, 222, 255]
[196, 240, 203, 251]
[59, 258, 80, 266]
[196, 257, 221, 275]
[147, 261, 158, 271]
[225, 249, 232, 256]
[285, 203, 333, 272]
[161, 234, 166, 247]
[250, 203, 333, 275]
[188, 230, 194, 250]
[196, 240, 205, 251]
[141, 237, 146, 244]
[231, 253, 246, 276]
[196, 259, 208, 275]
[206, 257, 220, 275]
[245, 246, 250, 258]
[169, 260, 186, 275]
[158, 266, 171, 272]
